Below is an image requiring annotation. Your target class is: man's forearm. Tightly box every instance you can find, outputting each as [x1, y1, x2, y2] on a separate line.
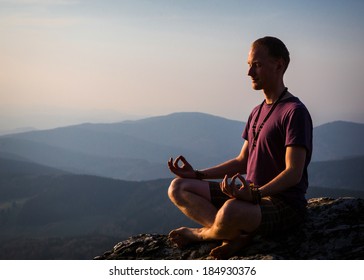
[259, 146, 306, 197]
[197, 158, 246, 180]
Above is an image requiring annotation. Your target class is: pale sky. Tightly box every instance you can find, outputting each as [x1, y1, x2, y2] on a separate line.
[1, 0, 363, 131]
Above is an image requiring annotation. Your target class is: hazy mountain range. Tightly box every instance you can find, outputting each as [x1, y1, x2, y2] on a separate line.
[0, 112, 363, 259]
[1, 112, 364, 181]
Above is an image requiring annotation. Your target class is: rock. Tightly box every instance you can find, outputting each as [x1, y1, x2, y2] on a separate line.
[94, 197, 364, 260]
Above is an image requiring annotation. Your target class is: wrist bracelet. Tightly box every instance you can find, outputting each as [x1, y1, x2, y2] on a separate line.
[194, 170, 205, 180]
[250, 187, 262, 204]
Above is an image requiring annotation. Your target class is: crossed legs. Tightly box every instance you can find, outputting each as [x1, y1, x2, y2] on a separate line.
[168, 178, 262, 258]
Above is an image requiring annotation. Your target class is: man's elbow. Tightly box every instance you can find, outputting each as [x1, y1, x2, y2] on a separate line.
[290, 168, 304, 185]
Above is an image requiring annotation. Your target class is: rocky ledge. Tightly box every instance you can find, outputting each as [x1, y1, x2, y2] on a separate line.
[95, 197, 364, 260]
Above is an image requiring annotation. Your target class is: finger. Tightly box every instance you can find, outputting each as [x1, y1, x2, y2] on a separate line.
[168, 158, 180, 175]
[232, 174, 245, 196]
[220, 175, 229, 195]
[232, 173, 247, 189]
[231, 174, 239, 186]
[219, 175, 226, 190]
[229, 181, 237, 197]
[176, 155, 185, 163]
[236, 174, 248, 188]
[223, 175, 235, 197]
[168, 157, 177, 169]
[177, 155, 191, 168]
[173, 156, 183, 168]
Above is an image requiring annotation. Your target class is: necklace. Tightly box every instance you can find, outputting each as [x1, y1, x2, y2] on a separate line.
[251, 87, 288, 150]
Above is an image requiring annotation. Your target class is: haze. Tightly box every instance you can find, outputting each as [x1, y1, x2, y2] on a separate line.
[1, 0, 363, 131]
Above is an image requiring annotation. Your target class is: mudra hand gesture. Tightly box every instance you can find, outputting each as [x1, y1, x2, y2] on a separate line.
[168, 155, 196, 179]
[220, 173, 253, 202]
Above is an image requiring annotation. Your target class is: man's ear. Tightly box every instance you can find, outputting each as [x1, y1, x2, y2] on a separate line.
[275, 57, 286, 73]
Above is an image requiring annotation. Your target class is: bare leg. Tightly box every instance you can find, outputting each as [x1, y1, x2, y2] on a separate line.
[209, 235, 252, 259]
[168, 178, 262, 259]
[168, 178, 219, 248]
[169, 227, 205, 248]
[210, 198, 275, 258]
[201, 199, 261, 239]
[168, 178, 217, 227]
[169, 198, 261, 258]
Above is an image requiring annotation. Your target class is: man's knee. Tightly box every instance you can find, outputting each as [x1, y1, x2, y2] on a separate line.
[168, 178, 211, 203]
[216, 199, 261, 232]
[168, 178, 185, 202]
[216, 199, 241, 224]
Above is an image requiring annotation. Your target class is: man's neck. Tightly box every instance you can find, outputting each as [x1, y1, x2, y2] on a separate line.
[263, 84, 287, 104]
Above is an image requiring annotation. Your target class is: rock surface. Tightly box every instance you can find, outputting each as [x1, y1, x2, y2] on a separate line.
[95, 197, 364, 260]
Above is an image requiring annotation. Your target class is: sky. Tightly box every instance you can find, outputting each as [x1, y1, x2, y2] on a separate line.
[1, 0, 364, 131]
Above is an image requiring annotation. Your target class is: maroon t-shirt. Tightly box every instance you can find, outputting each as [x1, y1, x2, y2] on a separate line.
[242, 96, 313, 213]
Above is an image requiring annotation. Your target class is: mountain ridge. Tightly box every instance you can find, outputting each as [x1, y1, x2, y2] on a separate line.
[1, 112, 363, 259]
[1, 112, 363, 181]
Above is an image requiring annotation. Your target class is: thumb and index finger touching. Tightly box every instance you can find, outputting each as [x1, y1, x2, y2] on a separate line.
[231, 173, 248, 189]
[168, 155, 194, 176]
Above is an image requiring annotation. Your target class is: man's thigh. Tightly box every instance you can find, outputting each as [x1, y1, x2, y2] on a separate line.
[256, 197, 303, 236]
[208, 181, 230, 209]
[171, 178, 212, 200]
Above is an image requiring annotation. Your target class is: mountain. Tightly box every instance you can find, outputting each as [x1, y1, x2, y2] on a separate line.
[0, 157, 196, 259]
[0, 112, 363, 182]
[0, 166, 188, 259]
[0, 137, 168, 180]
[0, 156, 67, 176]
[308, 156, 364, 190]
[0, 158, 188, 237]
[0, 112, 245, 180]
[0, 127, 36, 136]
[3, 112, 245, 163]
[312, 121, 364, 161]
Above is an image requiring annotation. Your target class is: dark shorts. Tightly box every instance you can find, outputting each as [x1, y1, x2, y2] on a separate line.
[208, 181, 304, 236]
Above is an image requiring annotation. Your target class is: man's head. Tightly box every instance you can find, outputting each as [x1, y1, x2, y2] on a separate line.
[252, 36, 290, 72]
[247, 36, 290, 91]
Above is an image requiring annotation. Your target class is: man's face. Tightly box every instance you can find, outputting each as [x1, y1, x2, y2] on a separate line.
[247, 45, 280, 91]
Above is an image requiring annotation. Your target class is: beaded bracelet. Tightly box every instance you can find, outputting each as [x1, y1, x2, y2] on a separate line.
[194, 170, 205, 180]
[250, 187, 262, 204]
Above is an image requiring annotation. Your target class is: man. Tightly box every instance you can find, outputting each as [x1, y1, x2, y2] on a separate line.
[167, 36, 313, 259]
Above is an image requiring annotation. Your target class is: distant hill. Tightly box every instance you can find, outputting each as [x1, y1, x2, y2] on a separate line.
[0, 127, 36, 136]
[312, 121, 364, 161]
[0, 156, 362, 259]
[1, 113, 363, 259]
[0, 113, 363, 181]
[0, 157, 194, 240]
[0, 156, 67, 176]
[0, 159, 195, 259]
[0, 112, 244, 180]
[0, 138, 167, 180]
[3, 112, 245, 164]
[309, 156, 364, 190]
[306, 186, 364, 199]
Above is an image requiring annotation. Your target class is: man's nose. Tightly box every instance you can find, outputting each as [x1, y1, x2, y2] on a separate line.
[247, 66, 254, 77]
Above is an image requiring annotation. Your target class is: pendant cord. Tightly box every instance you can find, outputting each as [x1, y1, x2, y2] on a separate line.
[251, 88, 288, 150]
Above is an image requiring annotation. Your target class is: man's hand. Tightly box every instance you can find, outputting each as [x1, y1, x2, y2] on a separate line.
[220, 173, 253, 202]
[168, 155, 196, 179]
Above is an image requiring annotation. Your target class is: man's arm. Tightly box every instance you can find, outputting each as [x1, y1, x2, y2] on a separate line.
[168, 141, 249, 180]
[259, 145, 307, 197]
[198, 140, 249, 179]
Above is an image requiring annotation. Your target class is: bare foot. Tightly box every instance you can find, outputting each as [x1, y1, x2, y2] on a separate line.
[168, 227, 203, 248]
[209, 235, 252, 259]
